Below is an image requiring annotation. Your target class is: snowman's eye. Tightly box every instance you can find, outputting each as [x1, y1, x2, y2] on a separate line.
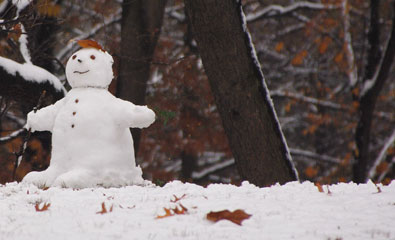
[72, 55, 76, 60]
[90, 55, 96, 60]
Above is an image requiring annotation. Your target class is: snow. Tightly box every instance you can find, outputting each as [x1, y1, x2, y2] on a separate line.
[23, 47, 155, 188]
[0, 0, 8, 14]
[361, 78, 376, 96]
[0, 180, 394, 240]
[18, 24, 32, 64]
[0, 56, 66, 94]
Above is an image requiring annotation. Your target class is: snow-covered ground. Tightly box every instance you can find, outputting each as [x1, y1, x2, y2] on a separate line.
[1, 180, 394, 240]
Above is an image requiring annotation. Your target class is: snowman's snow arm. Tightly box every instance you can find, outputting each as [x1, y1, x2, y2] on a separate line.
[26, 98, 65, 132]
[131, 105, 156, 128]
[117, 100, 156, 129]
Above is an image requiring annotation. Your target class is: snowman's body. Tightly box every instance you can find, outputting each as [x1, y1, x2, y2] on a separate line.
[23, 46, 155, 188]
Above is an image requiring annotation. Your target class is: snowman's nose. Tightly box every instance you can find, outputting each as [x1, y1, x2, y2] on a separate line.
[77, 59, 82, 63]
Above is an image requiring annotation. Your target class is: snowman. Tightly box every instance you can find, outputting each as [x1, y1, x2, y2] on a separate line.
[22, 40, 155, 188]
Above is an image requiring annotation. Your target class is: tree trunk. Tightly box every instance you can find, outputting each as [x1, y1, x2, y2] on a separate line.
[184, 0, 298, 187]
[353, 0, 395, 183]
[117, 0, 166, 152]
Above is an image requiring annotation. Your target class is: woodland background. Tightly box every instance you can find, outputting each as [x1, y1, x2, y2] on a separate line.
[0, 0, 394, 186]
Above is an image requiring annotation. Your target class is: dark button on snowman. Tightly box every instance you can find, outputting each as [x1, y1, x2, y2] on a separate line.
[23, 40, 155, 188]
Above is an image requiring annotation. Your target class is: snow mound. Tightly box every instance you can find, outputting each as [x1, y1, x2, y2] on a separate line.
[0, 181, 394, 240]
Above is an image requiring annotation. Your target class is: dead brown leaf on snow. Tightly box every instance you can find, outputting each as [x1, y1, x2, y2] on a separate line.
[96, 202, 113, 214]
[35, 202, 51, 212]
[156, 204, 188, 219]
[206, 209, 251, 225]
[170, 194, 187, 203]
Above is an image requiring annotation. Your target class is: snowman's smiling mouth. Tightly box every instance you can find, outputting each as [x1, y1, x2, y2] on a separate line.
[74, 70, 90, 74]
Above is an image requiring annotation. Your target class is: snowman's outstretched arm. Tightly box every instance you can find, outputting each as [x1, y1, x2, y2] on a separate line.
[26, 98, 65, 132]
[117, 100, 155, 128]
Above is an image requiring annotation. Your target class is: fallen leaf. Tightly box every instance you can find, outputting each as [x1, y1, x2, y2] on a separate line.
[174, 204, 187, 214]
[374, 183, 382, 194]
[35, 202, 50, 212]
[97, 202, 113, 214]
[156, 207, 173, 219]
[315, 182, 324, 193]
[156, 204, 188, 219]
[170, 194, 186, 203]
[206, 209, 251, 225]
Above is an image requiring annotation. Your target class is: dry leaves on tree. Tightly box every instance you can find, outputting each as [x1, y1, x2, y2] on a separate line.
[206, 209, 251, 226]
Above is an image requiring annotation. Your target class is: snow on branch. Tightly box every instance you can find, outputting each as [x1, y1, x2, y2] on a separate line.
[341, 0, 358, 87]
[5, 112, 25, 126]
[270, 90, 345, 110]
[62, 1, 100, 18]
[270, 90, 393, 121]
[11, 0, 32, 15]
[166, 5, 185, 22]
[368, 128, 395, 180]
[192, 159, 235, 180]
[289, 148, 341, 164]
[378, 156, 394, 182]
[191, 147, 343, 181]
[0, 0, 8, 13]
[246, 1, 339, 23]
[19, 24, 32, 64]
[269, 23, 305, 40]
[0, 128, 26, 142]
[0, 56, 65, 94]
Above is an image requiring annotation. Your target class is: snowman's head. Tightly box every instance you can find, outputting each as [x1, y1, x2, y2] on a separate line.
[65, 47, 114, 89]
